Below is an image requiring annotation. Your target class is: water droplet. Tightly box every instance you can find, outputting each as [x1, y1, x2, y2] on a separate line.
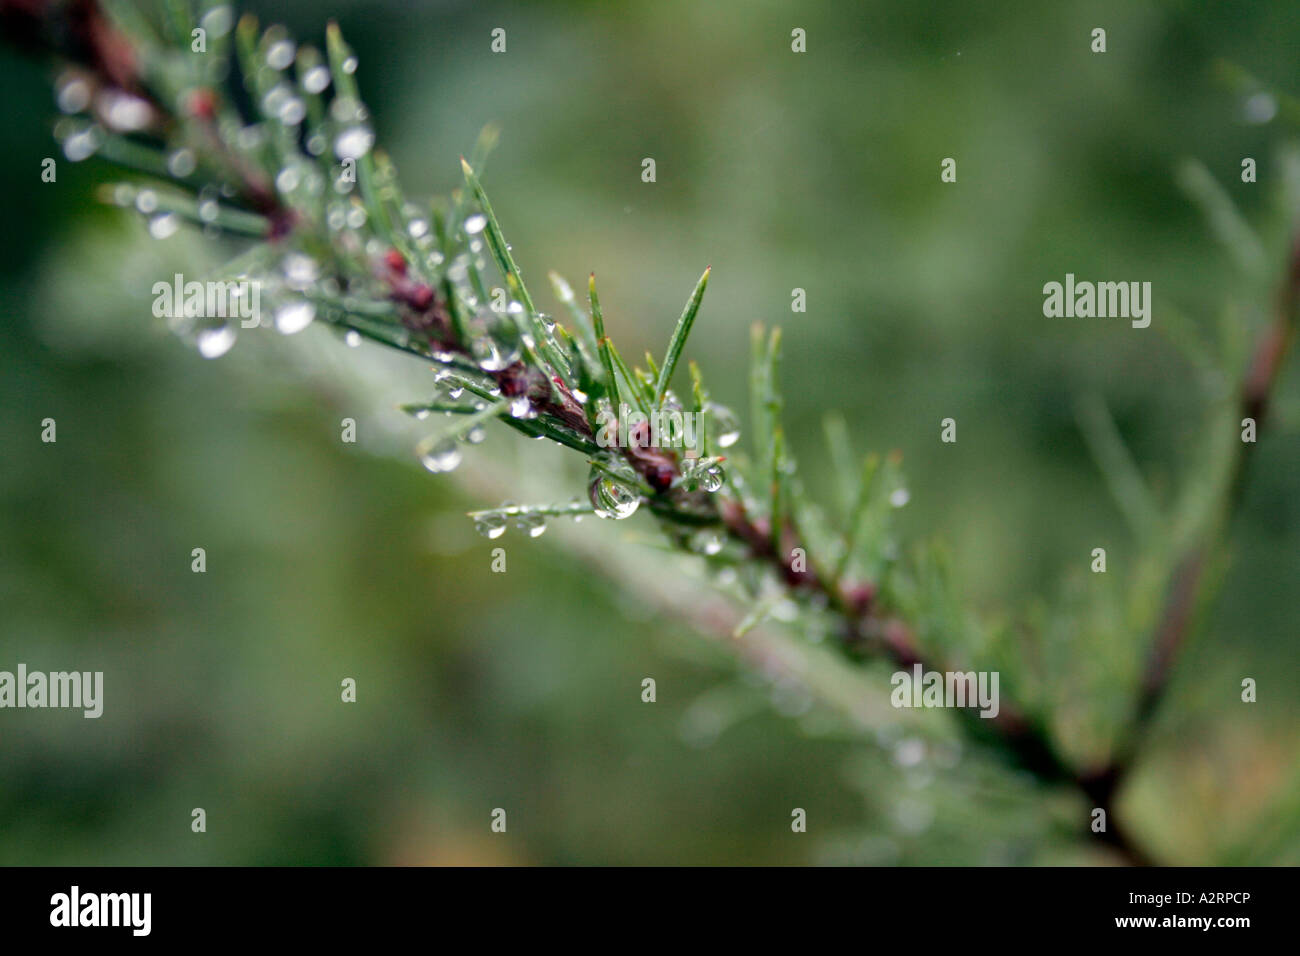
[464, 213, 487, 234]
[302, 65, 331, 94]
[514, 512, 547, 538]
[196, 324, 236, 358]
[266, 40, 296, 70]
[276, 166, 301, 194]
[274, 300, 316, 335]
[692, 530, 724, 555]
[61, 125, 99, 162]
[345, 330, 362, 347]
[334, 126, 374, 160]
[408, 218, 429, 239]
[889, 487, 910, 508]
[472, 337, 521, 373]
[277, 96, 305, 126]
[199, 6, 233, 37]
[346, 205, 368, 228]
[282, 252, 318, 287]
[474, 513, 507, 538]
[134, 189, 158, 214]
[342, 56, 358, 75]
[417, 436, 462, 474]
[447, 386, 464, 400]
[684, 457, 725, 492]
[707, 403, 740, 448]
[148, 213, 180, 239]
[56, 75, 91, 114]
[589, 470, 640, 520]
[465, 425, 486, 444]
[167, 148, 196, 178]
[198, 198, 220, 222]
[699, 461, 725, 492]
[1243, 92, 1277, 124]
[893, 738, 926, 768]
[99, 89, 152, 131]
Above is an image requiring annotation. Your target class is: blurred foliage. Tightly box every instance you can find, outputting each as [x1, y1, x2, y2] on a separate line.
[1, 0, 1298, 864]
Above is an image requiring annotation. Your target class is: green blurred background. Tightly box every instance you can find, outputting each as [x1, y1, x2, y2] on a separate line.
[1, 0, 1298, 864]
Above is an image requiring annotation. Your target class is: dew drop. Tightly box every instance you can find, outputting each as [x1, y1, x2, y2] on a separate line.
[707, 403, 741, 448]
[99, 89, 151, 131]
[342, 56, 358, 75]
[276, 166, 301, 194]
[148, 213, 180, 239]
[302, 65, 331, 95]
[417, 436, 462, 474]
[266, 40, 296, 70]
[278, 97, 305, 126]
[589, 471, 640, 520]
[692, 530, 724, 555]
[282, 252, 318, 287]
[200, 6, 233, 36]
[56, 74, 91, 114]
[464, 213, 487, 234]
[889, 487, 910, 508]
[345, 330, 362, 348]
[274, 300, 316, 334]
[514, 512, 547, 538]
[472, 338, 521, 373]
[465, 425, 486, 444]
[1243, 92, 1277, 125]
[196, 324, 236, 359]
[333, 126, 374, 160]
[699, 461, 725, 492]
[62, 126, 99, 162]
[167, 148, 196, 178]
[474, 513, 507, 539]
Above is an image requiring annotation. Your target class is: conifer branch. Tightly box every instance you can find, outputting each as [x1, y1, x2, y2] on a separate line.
[9, 0, 1297, 866]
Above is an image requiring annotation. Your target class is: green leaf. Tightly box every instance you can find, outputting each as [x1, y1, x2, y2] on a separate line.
[550, 270, 600, 359]
[822, 412, 856, 519]
[1075, 393, 1161, 542]
[654, 266, 711, 407]
[588, 273, 623, 414]
[467, 500, 596, 521]
[834, 453, 880, 584]
[1176, 159, 1267, 280]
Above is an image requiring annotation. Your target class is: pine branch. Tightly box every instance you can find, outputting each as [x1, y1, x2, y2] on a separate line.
[10, 0, 1298, 866]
